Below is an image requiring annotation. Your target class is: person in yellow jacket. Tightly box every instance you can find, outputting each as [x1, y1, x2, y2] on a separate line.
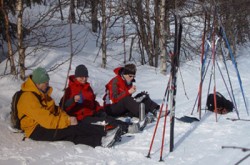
[17, 67, 122, 148]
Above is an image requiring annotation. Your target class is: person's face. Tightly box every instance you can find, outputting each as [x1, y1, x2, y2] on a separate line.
[36, 81, 49, 93]
[123, 74, 135, 83]
[75, 76, 88, 84]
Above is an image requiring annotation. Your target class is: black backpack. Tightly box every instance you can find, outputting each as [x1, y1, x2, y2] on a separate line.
[206, 92, 234, 114]
[10, 90, 41, 131]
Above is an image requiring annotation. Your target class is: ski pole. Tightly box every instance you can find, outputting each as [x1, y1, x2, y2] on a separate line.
[159, 94, 170, 161]
[146, 76, 171, 158]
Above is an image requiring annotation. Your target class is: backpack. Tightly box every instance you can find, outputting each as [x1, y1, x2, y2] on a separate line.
[10, 90, 41, 131]
[206, 92, 234, 114]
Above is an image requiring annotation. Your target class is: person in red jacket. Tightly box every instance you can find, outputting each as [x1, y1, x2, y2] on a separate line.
[61, 65, 102, 121]
[103, 63, 160, 118]
[61, 65, 143, 134]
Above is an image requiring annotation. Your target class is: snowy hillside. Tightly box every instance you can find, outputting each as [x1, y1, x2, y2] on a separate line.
[0, 3, 250, 164]
[0, 42, 250, 165]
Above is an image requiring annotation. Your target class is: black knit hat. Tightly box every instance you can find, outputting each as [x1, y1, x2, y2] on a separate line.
[123, 64, 136, 75]
[75, 65, 88, 77]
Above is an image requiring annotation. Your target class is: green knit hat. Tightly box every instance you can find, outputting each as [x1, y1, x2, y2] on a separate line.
[32, 67, 50, 84]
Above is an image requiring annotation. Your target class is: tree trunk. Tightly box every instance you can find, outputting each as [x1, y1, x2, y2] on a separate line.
[69, 0, 76, 23]
[0, 39, 4, 63]
[159, 0, 167, 74]
[0, 0, 16, 75]
[136, 0, 150, 65]
[129, 36, 135, 61]
[17, 0, 25, 80]
[145, 0, 154, 66]
[122, 0, 126, 64]
[165, 2, 170, 64]
[91, 0, 99, 33]
[58, 0, 64, 20]
[154, 0, 160, 68]
[101, 0, 107, 68]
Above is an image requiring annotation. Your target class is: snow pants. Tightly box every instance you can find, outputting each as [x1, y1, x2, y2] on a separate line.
[29, 120, 106, 147]
[105, 95, 159, 117]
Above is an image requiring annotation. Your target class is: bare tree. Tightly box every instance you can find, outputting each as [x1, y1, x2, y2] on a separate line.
[121, 0, 127, 64]
[69, 0, 76, 23]
[159, 0, 167, 74]
[58, 0, 64, 20]
[0, 1, 89, 78]
[1, 0, 250, 78]
[91, 0, 99, 33]
[17, 0, 25, 80]
[127, 0, 152, 65]
[0, 0, 16, 75]
[101, 0, 107, 68]
[154, 0, 160, 68]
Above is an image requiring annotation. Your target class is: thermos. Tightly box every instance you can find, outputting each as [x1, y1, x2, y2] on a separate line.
[139, 102, 145, 121]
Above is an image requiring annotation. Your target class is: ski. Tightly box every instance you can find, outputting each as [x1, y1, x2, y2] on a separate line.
[220, 26, 249, 116]
[169, 15, 182, 152]
[146, 14, 183, 159]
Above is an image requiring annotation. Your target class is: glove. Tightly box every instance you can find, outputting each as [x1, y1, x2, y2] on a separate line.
[134, 91, 148, 98]
[134, 92, 144, 99]
[78, 93, 84, 103]
[134, 91, 149, 103]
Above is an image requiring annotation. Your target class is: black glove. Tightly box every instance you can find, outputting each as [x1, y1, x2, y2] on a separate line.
[134, 91, 149, 102]
[134, 91, 148, 98]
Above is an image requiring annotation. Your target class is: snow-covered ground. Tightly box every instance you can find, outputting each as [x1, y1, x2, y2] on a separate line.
[0, 4, 250, 164]
[0, 43, 249, 165]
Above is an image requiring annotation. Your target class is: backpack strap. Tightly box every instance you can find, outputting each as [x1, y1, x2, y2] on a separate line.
[31, 92, 42, 104]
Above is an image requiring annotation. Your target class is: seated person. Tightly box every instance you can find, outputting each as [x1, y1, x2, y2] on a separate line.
[17, 67, 121, 148]
[103, 63, 160, 118]
[60, 65, 146, 134]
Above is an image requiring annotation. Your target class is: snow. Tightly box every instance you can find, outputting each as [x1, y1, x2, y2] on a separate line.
[1, 7, 250, 165]
[1, 45, 249, 165]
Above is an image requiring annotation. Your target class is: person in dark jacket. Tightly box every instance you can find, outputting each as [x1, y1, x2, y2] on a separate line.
[60, 65, 144, 134]
[103, 63, 160, 118]
[17, 67, 121, 148]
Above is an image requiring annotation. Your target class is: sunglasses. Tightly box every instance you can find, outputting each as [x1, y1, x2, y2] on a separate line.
[128, 75, 135, 78]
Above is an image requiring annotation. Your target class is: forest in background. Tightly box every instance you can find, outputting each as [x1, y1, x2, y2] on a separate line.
[0, 0, 250, 79]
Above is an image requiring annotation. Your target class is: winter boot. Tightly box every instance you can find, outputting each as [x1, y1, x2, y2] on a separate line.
[139, 116, 151, 131]
[128, 123, 140, 134]
[152, 109, 169, 118]
[102, 126, 122, 148]
[152, 109, 159, 117]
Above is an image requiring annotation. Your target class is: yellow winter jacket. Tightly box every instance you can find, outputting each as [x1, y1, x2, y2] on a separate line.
[17, 76, 71, 138]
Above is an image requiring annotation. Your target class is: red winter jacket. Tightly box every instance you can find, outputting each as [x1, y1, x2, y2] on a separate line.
[61, 75, 102, 121]
[103, 67, 133, 106]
